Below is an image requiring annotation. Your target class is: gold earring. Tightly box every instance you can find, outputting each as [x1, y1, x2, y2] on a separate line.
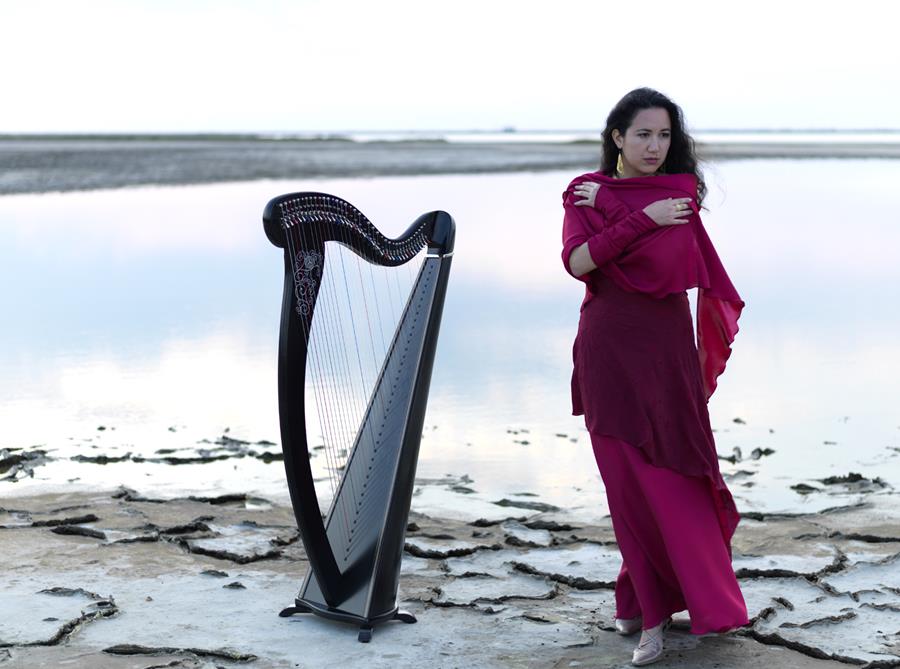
[615, 152, 625, 178]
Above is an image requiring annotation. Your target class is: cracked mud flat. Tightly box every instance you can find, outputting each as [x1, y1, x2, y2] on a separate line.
[2, 487, 900, 668]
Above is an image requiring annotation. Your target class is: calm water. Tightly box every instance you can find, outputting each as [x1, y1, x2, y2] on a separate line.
[1, 161, 899, 520]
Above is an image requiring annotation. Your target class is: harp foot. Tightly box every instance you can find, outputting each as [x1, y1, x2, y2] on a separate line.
[281, 596, 416, 641]
[394, 609, 417, 624]
[357, 611, 415, 642]
[279, 601, 314, 617]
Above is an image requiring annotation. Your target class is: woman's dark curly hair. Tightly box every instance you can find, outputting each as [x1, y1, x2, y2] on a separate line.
[600, 87, 706, 205]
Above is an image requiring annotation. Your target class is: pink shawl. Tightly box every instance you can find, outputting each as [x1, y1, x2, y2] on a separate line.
[562, 172, 743, 400]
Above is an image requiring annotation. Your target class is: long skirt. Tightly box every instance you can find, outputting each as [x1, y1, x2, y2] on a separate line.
[591, 433, 750, 634]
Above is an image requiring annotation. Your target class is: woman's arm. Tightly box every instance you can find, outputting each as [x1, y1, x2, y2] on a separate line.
[567, 241, 599, 277]
[561, 189, 694, 278]
[561, 195, 657, 278]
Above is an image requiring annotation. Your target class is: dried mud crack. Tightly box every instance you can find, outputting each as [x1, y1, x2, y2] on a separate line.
[103, 643, 257, 663]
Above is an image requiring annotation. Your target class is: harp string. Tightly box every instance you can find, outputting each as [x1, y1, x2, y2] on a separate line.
[309, 222, 353, 541]
[333, 221, 374, 540]
[330, 218, 393, 544]
[322, 220, 368, 537]
[293, 211, 422, 556]
[288, 225, 344, 528]
[317, 226, 359, 498]
[325, 243, 365, 494]
[332, 235, 368, 536]
[347, 246, 423, 551]
[309, 223, 352, 527]
[350, 244, 395, 552]
[347, 227, 413, 549]
[340, 219, 406, 554]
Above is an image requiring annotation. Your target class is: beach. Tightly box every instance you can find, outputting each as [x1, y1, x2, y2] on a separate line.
[2, 136, 900, 667]
[3, 481, 900, 668]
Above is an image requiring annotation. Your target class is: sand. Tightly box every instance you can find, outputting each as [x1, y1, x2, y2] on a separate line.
[2, 476, 899, 668]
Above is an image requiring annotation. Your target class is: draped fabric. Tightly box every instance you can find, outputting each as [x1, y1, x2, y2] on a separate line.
[561, 172, 744, 400]
[591, 433, 750, 633]
[561, 171, 745, 544]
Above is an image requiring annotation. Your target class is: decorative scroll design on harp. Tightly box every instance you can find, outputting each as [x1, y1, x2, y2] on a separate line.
[263, 192, 455, 642]
[291, 249, 323, 316]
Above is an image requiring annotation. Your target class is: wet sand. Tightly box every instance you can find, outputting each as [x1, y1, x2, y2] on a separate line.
[2, 474, 900, 668]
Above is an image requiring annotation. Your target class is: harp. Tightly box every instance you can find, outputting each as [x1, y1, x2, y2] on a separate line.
[263, 192, 454, 642]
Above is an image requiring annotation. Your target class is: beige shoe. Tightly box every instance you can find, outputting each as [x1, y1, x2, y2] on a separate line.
[615, 616, 643, 636]
[631, 618, 669, 666]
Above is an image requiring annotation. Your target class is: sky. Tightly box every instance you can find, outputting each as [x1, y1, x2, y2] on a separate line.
[2, 0, 898, 133]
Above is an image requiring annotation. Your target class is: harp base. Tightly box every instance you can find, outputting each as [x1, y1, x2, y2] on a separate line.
[279, 598, 417, 643]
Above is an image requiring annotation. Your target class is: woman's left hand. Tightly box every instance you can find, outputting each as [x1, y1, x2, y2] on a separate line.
[572, 181, 600, 208]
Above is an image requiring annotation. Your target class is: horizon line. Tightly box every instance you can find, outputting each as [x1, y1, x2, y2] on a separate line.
[2, 127, 900, 138]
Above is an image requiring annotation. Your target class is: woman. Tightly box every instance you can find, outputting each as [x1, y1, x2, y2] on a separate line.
[561, 87, 749, 666]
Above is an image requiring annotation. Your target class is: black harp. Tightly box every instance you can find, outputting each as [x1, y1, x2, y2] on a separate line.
[263, 192, 454, 642]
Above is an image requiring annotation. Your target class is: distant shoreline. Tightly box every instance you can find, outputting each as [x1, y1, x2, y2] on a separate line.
[2, 136, 899, 196]
[3, 128, 900, 141]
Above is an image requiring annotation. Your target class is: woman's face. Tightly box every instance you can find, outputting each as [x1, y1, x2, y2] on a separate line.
[612, 107, 671, 177]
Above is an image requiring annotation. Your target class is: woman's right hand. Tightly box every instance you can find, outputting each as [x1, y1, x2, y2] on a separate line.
[572, 181, 601, 208]
[642, 197, 693, 226]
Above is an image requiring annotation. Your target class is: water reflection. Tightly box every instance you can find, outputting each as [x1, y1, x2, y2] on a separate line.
[1, 162, 899, 516]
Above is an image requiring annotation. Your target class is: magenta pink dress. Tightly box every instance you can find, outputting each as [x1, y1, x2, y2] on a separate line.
[562, 172, 749, 634]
